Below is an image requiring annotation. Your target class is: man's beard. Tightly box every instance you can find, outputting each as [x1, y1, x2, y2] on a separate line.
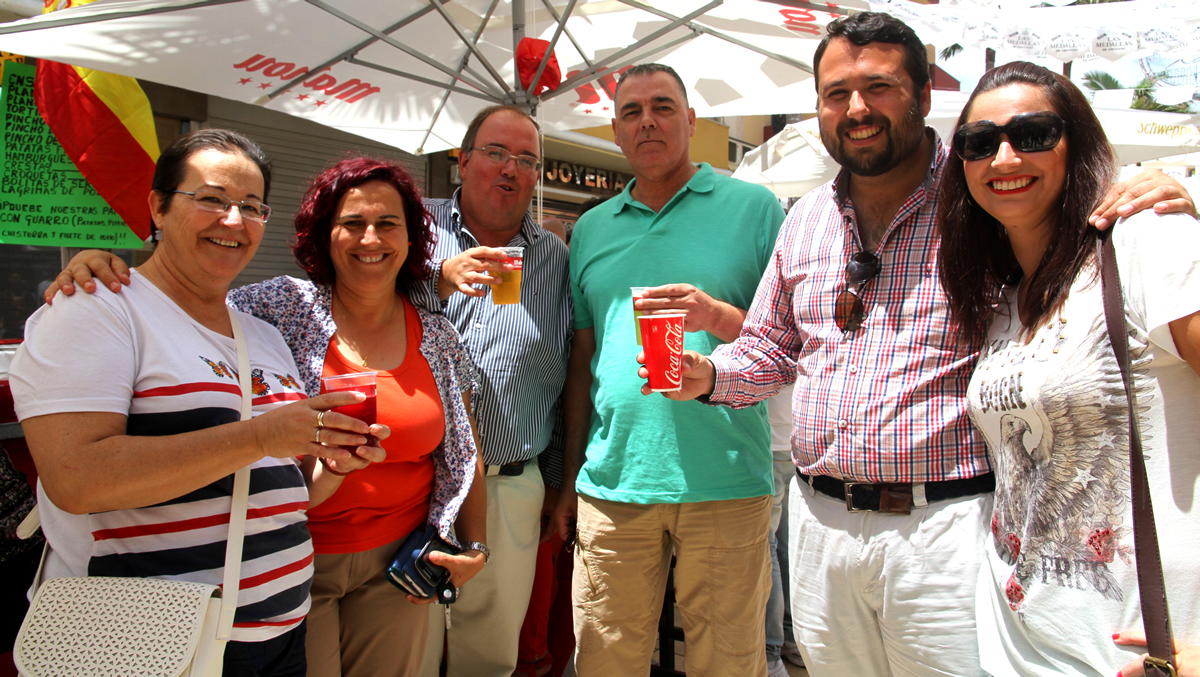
[821, 99, 925, 178]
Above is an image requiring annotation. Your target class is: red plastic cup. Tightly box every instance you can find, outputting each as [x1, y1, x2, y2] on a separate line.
[320, 372, 377, 449]
[638, 313, 686, 392]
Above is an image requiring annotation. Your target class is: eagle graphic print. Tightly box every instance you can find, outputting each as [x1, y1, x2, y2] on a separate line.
[969, 303, 1148, 616]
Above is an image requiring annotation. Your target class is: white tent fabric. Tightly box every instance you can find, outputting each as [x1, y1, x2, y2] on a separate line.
[869, 0, 1200, 64]
[0, 0, 868, 155]
[734, 96, 1200, 198]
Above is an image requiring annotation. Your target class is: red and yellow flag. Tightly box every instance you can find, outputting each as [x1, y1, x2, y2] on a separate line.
[33, 0, 159, 241]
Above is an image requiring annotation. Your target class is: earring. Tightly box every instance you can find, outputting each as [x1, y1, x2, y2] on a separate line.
[408, 241, 412, 246]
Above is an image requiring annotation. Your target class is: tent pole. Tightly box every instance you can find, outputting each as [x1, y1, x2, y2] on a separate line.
[0, 0, 239, 35]
[525, 0, 580, 100]
[513, 0, 529, 109]
[550, 0, 720, 94]
[429, 0, 515, 97]
[306, 0, 505, 99]
[539, 31, 698, 102]
[617, 0, 812, 73]
[418, 0, 503, 154]
[259, 3, 437, 104]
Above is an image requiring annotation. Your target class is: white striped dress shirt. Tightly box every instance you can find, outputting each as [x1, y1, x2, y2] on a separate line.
[408, 192, 572, 486]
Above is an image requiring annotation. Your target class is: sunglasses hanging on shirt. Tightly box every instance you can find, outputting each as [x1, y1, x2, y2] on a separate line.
[952, 111, 1066, 162]
[834, 251, 881, 332]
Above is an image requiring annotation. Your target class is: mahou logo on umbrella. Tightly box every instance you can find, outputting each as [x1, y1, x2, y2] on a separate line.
[233, 55, 381, 105]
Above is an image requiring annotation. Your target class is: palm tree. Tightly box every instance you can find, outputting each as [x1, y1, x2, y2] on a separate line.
[939, 44, 963, 61]
[1082, 70, 1197, 113]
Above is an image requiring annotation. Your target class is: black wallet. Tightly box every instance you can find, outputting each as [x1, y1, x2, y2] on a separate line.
[385, 523, 460, 604]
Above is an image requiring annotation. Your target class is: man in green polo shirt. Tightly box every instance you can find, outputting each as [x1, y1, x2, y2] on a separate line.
[557, 63, 785, 676]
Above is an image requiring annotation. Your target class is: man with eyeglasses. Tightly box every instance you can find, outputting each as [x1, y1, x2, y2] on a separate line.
[561, 63, 785, 676]
[656, 12, 1196, 677]
[409, 104, 573, 677]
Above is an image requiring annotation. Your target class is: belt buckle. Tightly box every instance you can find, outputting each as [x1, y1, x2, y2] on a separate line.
[1144, 657, 1177, 677]
[843, 482, 870, 512]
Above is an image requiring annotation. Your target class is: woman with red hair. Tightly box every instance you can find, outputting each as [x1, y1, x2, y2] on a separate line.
[224, 155, 487, 677]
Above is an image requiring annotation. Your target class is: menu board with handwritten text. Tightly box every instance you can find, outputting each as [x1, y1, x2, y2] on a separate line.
[0, 62, 142, 248]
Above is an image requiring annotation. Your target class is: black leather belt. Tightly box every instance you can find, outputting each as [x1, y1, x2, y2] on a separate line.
[485, 459, 529, 477]
[797, 469, 995, 514]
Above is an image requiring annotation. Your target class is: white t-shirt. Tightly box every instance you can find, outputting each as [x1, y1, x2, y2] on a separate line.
[11, 271, 314, 642]
[967, 212, 1200, 676]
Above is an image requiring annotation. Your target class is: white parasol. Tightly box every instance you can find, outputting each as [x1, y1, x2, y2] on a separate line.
[0, 0, 868, 155]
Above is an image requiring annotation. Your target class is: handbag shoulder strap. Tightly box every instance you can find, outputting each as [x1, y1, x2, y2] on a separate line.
[220, 309, 253, 641]
[1096, 231, 1176, 675]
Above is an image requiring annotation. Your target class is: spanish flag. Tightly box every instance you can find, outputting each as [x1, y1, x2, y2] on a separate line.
[33, 0, 159, 242]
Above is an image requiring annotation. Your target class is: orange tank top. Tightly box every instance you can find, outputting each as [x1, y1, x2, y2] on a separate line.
[307, 296, 444, 554]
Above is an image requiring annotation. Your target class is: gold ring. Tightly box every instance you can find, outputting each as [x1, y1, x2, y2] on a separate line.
[316, 411, 326, 429]
[315, 427, 322, 445]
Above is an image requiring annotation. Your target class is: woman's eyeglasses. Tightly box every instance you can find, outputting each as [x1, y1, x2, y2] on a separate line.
[834, 251, 881, 332]
[952, 111, 1066, 162]
[171, 188, 271, 223]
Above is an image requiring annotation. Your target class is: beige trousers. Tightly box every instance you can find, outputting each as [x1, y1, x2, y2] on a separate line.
[306, 535, 430, 677]
[572, 494, 772, 677]
[418, 459, 545, 677]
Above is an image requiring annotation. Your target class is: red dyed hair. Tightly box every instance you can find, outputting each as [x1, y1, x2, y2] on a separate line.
[293, 155, 434, 288]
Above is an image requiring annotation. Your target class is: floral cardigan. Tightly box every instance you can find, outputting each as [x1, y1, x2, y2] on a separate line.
[227, 276, 480, 544]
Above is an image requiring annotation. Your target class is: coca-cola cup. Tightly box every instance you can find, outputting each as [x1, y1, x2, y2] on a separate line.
[638, 313, 686, 392]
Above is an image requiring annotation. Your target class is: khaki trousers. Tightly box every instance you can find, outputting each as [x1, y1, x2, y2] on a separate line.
[306, 536, 430, 677]
[572, 494, 772, 677]
[418, 459, 544, 677]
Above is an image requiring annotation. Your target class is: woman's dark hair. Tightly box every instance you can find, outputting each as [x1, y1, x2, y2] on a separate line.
[814, 12, 929, 96]
[152, 128, 272, 212]
[937, 60, 1115, 347]
[292, 155, 434, 289]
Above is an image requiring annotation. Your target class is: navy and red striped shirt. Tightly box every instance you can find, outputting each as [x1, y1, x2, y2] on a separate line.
[12, 271, 314, 642]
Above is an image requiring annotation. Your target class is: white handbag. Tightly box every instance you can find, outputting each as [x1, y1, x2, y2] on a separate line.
[14, 309, 255, 677]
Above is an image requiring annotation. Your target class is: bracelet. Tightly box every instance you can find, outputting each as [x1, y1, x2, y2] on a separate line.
[320, 457, 355, 477]
[462, 541, 491, 564]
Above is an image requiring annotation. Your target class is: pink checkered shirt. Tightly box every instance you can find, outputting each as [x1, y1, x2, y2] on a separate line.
[709, 134, 992, 483]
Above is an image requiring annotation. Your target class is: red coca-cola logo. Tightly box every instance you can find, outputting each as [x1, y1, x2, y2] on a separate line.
[663, 320, 684, 386]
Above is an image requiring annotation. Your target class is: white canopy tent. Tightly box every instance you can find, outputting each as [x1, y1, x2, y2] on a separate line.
[0, 0, 869, 155]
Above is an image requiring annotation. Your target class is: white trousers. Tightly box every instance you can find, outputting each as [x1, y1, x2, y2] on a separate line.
[788, 473, 993, 677]
[419, 459, 544, 677]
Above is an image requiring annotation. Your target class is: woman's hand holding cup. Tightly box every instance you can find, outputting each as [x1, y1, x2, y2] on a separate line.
[253, 392, 389, 467]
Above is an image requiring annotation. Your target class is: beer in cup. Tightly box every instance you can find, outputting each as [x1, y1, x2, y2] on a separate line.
[492, 247, 524, 305]
[631, 286, 650, 346]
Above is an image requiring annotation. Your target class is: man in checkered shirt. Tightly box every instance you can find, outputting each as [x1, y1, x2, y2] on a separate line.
[660, 12, 1196, 676]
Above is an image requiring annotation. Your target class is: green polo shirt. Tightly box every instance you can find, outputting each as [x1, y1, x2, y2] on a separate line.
[570, 163, 785, 503]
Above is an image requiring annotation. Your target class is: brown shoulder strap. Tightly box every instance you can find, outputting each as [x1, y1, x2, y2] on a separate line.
[1096, 231, 1176, 676]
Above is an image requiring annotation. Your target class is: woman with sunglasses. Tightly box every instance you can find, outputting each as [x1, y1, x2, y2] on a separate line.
[938, 61, 1200, 677]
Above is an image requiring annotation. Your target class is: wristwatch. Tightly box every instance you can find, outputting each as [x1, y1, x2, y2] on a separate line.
[462, 541, 491, 564]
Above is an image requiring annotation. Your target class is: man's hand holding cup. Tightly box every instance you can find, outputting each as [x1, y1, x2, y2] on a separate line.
[637, 349, 716, 401]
